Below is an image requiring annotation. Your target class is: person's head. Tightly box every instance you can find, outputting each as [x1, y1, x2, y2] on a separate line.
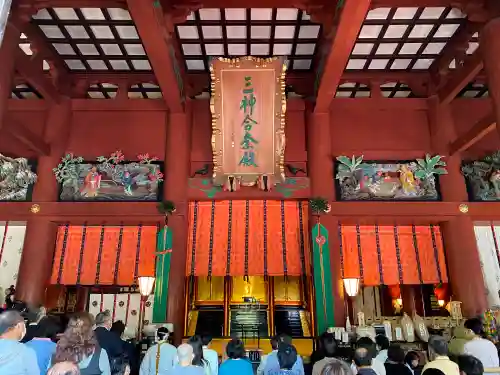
[428, 335, 449, 360]
[320, 361, 353, 375]
[187, 335, 204, 366]
[422, 369, 446, 375]
[387, 344, 405, 364]
[356, 337, 377, 357]
[456, 355, 484, 375]
[0, 310, 26, 341]
[54, 312, 97, 364]
[270, 336, 279, 350]
[323, 334, 337, 358]
[178, 343, 195, 366]
[201, 333, 212, 347]
[464, 318, 483, 336]
[94, 310, 112, 330]
[226, 339, 246, 359]
[278, 343, 297, 370]
[157, 327, 170, 341]
[35, 316, 61, 341]
[277, 333, 293, 346]
[110, 320, 125, 337]
[354, 347, 373, 369]
[47, 361, 81, 375]
[375, 335, 390, 352]
[405, 351, 420, 369]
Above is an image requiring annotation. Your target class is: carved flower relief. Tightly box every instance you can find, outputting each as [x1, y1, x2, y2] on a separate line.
[92, 301, 98, 307]
[145, 301, 151, 307]
[2, 261, 7, 267]
[119, 301, 125, 307]
[131, 310, 137, 316]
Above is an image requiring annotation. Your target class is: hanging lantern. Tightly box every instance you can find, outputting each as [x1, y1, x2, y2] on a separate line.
[388, 284, 401, 299]
[434, 283, 448, 300]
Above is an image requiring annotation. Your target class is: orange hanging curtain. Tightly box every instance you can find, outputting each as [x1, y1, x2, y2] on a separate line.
[340, 224, 447, 286]
[186, 200, 310, 277]
[51, 225, 157, 286]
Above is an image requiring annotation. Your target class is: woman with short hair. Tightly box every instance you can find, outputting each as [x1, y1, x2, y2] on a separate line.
[219, 339, 253, 375]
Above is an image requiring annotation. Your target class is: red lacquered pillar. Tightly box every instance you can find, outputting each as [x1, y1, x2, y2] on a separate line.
[16, 100, 72, 306]
[481, 17, 500, 140]
[306, 109, 345, 327]
[164, 104, 191, 344]
[427, 98, 486, 316]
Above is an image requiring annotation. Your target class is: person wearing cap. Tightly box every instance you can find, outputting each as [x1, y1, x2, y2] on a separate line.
[140, 326, 177, 375]
[0, 309, 39, 375]
[171, 344, 205, 375]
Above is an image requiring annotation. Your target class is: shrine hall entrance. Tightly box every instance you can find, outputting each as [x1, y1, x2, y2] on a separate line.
[184, 200, 313, 342]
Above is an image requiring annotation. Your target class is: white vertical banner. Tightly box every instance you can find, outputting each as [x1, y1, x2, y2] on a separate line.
[0, 222, 27, 296]
[473, 225, 500, 308]
[0, 0, 12, 48]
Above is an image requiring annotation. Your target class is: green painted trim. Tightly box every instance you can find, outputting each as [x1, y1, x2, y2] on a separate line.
[312, 223, 335, 333]
[152, 226, 172, 323]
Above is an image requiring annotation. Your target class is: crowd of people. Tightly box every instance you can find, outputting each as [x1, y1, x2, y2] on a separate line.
[0, 305, 499, 375]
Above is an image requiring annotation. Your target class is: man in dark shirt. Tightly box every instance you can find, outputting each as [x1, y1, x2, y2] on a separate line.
[94, 310, 125, 373]
[355, 347, 378, 375]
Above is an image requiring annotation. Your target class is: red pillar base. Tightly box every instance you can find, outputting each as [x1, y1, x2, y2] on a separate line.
[441, 216, 487, 317]
[16, 219, 57, 306]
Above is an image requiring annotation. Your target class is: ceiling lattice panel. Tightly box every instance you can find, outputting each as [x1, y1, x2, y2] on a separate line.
[175, 8, 321, 72]
[346, 7, 478, 72]
[11, 83, 43, 99]
[31, 8, 151, 72]
[458, 82, 489, 98]
[335, 82, 415, 98]
[86, 83, 162, 99]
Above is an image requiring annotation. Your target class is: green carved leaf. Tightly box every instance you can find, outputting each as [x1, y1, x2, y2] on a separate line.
[336, 156, 351, 167]
[434, 168, 448, 175]
[414, 170, 426, 180]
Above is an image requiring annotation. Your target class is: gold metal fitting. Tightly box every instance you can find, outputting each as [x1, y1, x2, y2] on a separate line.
[30, 204, 41, 214]
[458, 203, 469, 213]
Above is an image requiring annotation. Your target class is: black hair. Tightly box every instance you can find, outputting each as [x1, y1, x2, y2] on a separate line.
[356, 337, 377, 357]
[464, 318, 483, 336]
[188, 335, 205, 366]
[277, 333, 293, 346]
[322, 334, 337, 358]
[428, 335, 448, 356]
[278, 343, 297, 370]
[226, 339, 246, 359]
[270, 336, 279, 350]
[354, 347, 373, 367]
[157, 327, 170, 340]
[404, 351, 420, 368]
[111, 320, 125, 337]
[422, 369, 446, 375]
[375, 335, 390, 350]
[201, 333, 212, 346]
[35, 316, 61, 341]
[456, 355, 484, 375]
[387, 344, 405, 363]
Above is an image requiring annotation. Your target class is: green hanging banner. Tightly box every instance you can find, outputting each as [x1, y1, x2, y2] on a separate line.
[312, 223, 335, 333]
[152, 225, 173, 323]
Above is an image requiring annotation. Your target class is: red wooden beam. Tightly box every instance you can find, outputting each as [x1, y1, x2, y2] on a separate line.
[429, 22, 481, 83]
[438, 50, 483, 105]
[449, 112, 496, 155]
[10, 18, 72, 93]
[127, 0, 184, 113]
[15, 48, 61, 102]
[314, 0, 371, 113]
[3, 119, 50, 155]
